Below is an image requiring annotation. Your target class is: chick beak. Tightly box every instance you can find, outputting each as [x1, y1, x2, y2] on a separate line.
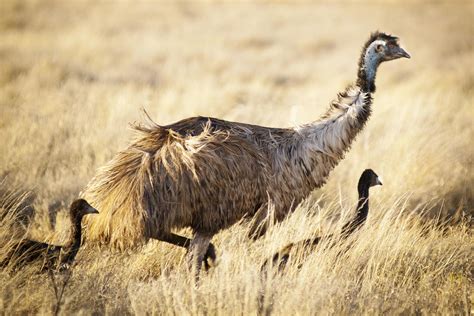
[88, 206, 99, 214]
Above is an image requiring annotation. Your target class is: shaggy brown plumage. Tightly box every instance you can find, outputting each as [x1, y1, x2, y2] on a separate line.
[82, 32, 409, 271]
[2, 199, 98, 271]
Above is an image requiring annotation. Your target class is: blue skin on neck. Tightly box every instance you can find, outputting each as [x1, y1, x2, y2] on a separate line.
[363, 44, 382, 89]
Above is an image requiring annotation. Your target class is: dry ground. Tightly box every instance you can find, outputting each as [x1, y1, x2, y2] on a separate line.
[0, 1, 473, 315]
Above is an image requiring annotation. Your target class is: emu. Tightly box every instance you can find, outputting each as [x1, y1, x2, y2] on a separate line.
[83, 32, 409, 273]
[2, 199, 98, 271]
[262, 169, 382, 272]
[258, 170, 381, 315]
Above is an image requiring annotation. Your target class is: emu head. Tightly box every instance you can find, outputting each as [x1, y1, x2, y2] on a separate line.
[70, 198, 99, 220]
[358, 169, 383, 192]
[364, 32, 410, 64]
[357, 32, 410, 92]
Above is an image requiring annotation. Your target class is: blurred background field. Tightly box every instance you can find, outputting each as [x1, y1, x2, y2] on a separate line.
[0, 0, 472, 315]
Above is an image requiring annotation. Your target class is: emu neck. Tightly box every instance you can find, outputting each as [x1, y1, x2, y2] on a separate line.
[290, 44, 383, 177]
[357, 46, 382, 93]
[65, 216, 83, 251]
[355, 184, 370, 226]
[292, 85, 372, 190]
[341, 182, 370, 236]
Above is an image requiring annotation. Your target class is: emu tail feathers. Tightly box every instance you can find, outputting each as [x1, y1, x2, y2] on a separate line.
[82, 122, 170, 250]
[82, 148, 151, 250]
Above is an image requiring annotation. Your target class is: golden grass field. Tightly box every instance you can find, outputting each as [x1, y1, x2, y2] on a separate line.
[0, 0, 473, 314]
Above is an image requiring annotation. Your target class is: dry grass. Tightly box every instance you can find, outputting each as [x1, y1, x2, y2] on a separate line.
[0, 0, 473, 314]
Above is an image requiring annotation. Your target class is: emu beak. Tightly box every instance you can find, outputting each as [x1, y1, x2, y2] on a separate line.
[88, 206, 99, 214]
[397, 47, 411, 59]
[376, 177, 383, 186]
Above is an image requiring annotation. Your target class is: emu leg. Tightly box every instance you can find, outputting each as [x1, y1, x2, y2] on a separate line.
[248, 203, 289, 240]
[187, 232, 212, 278]
[261, 236, 325, 274]
[248, 207, 271, 240]
[149, 232, 216, 271]
[154, 233, 192, 248]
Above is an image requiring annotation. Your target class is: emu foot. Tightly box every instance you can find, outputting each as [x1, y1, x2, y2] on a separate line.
[203, 243, 217, 271]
